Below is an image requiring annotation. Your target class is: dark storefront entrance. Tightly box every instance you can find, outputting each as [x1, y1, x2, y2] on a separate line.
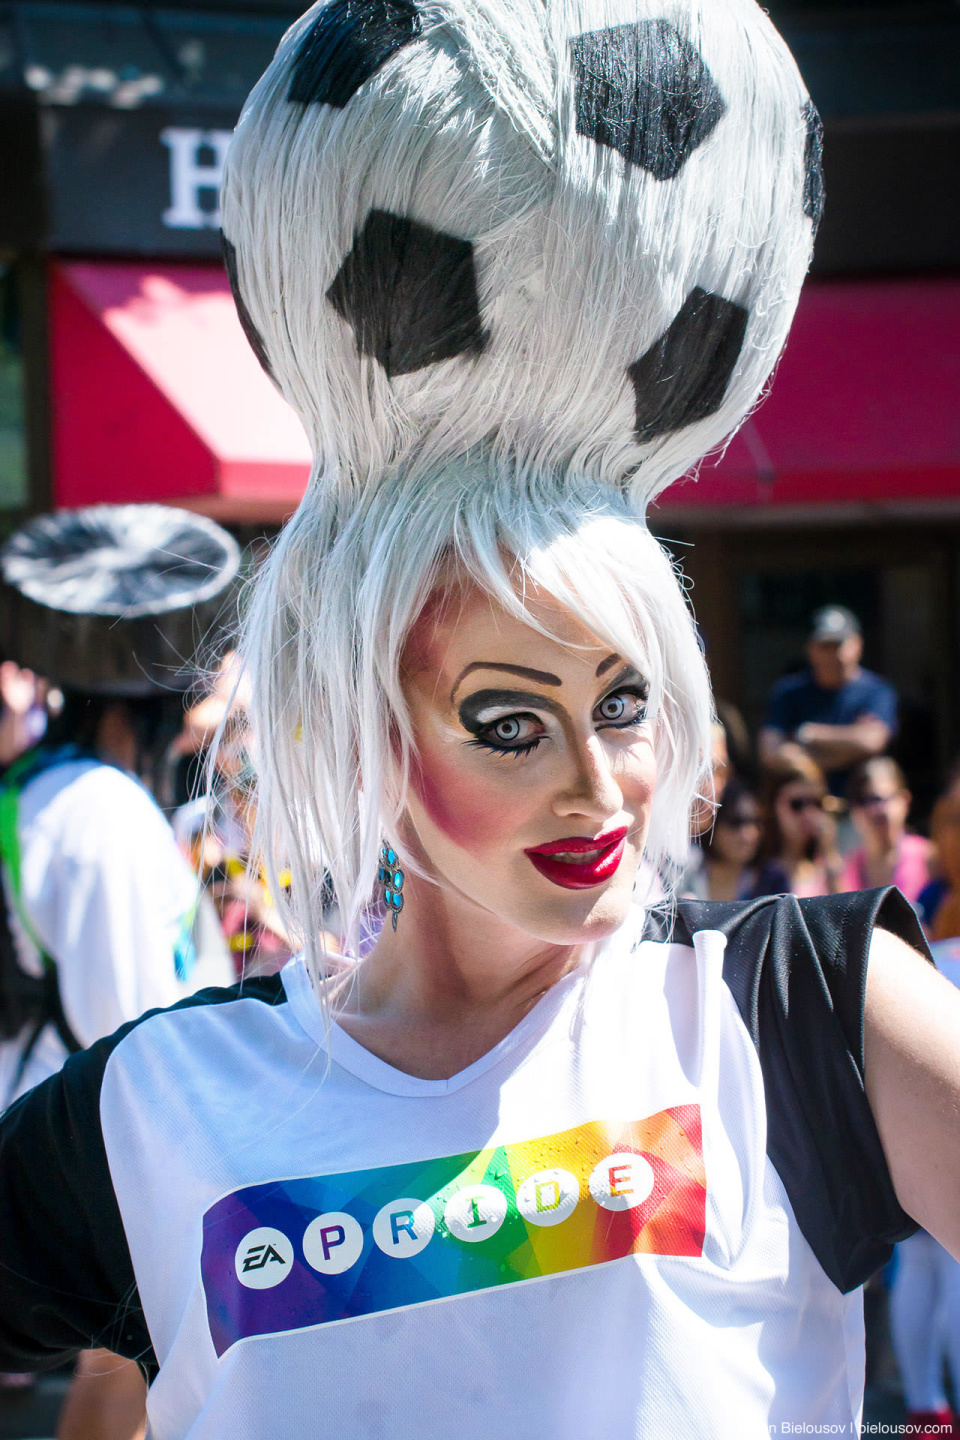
[672, 521, 960, 820]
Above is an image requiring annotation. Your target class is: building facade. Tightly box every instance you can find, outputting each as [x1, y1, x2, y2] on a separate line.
[0, 0, 957, 794]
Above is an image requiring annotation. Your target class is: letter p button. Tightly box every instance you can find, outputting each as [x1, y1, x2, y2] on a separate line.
[303, 1211, 364, 1275]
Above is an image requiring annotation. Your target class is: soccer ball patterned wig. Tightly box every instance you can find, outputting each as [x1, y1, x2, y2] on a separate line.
[222, 0, 822, 965]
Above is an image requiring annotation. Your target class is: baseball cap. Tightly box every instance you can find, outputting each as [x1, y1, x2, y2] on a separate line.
[809, 605, 861, 643]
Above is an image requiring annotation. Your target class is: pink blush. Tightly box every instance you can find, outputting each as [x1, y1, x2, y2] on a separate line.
[409, 746, 517, 855]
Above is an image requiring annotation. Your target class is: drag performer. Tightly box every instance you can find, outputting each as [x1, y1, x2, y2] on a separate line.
[2, 1, 960, 1437]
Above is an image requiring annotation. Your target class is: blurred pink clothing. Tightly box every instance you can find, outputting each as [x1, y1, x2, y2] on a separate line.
[840, 833, 930, 905]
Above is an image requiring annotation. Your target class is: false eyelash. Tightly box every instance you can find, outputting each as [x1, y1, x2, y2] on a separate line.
[596, 686, 649, 728]
[464, 734, 545, 759]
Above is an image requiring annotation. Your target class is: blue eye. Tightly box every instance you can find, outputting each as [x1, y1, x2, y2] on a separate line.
[491, 717, 523, 743]
[469, 712, 544, 757]
[596, 688, 647, 728]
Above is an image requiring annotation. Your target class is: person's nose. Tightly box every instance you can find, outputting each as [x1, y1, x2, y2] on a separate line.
[552, 733, 624, 825]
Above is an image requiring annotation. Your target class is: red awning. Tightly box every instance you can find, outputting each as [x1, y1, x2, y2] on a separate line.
[656, 276, 960, 521]
[50, 260, 312, 522]
[49, 265, 958, 525]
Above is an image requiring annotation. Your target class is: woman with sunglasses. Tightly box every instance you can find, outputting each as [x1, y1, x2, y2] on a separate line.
[683, 777, 761, 902]
[751, 749, 844, 899]
[841, 758, 931, 909]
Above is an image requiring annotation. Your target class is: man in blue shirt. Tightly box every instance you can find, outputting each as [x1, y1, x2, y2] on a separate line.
[759, 606, 898, 796]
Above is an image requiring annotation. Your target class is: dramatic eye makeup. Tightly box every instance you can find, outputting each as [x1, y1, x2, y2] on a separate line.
[592, 666, 649, 731]
[457, 689, 555, 757]
[455, 667, 650, 758]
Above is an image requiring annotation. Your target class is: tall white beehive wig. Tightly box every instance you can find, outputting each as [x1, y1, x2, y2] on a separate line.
[222, 0, 822, 493]
[222, 0, 823, 967]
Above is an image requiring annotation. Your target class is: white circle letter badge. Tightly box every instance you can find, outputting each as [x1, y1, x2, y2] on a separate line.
[588, 1153, 655, 1212]
[444, 1184, 508, 1243]
[516, 1169, 580, 1228]
[302, 1211, 365, 1275]
[235, 1226, 294, 1290]
[372, 1199, 436, 1259]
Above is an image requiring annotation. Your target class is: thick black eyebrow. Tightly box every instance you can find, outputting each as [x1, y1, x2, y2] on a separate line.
[601, 663, 646, 693]
[450, 661, 562, 702]
[457, 688, 566, 733]
[595, 653, 620, 677]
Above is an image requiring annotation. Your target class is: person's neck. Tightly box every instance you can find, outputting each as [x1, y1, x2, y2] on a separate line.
[780, 840, 810, 870]
[862, 834, 901, 883]
[330, 880, 585, 1079]
[814, 665, 860, 690]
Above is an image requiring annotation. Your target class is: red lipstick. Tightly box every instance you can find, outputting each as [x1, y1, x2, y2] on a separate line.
[524, 826, 629, 890]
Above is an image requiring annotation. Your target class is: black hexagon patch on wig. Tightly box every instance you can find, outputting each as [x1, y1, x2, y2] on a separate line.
[288, 0, 421, 106]
[326, 209, 488, 377]
[571, 19, 725, 181]
[628, 287, 748, 440]
[802, 99, 825, 234]
[221, 234, 274, 380]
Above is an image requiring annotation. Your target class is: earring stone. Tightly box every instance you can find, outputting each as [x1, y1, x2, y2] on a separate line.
[379, 845, 404, 930]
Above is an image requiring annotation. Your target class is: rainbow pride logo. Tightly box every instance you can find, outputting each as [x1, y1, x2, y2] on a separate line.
[201, 1107, 706, 1356]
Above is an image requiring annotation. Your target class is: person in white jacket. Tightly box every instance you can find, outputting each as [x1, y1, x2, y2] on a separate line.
[0, 505, 237, 1440]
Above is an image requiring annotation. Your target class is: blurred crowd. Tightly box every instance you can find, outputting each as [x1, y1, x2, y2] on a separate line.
[0, 649, 319, 995]
[683, 602, 960, 1438]
[684, 603, 951, 932]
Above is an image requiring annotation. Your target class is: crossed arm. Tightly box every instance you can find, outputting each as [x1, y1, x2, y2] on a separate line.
[759, 715, 892, 774]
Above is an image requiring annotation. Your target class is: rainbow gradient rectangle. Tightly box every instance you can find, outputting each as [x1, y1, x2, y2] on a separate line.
[201, 1106, 706, 1357]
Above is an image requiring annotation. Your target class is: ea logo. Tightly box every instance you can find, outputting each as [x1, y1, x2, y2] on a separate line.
[235, 1227, 293, 1289]
[588, 1152, 655, 1212]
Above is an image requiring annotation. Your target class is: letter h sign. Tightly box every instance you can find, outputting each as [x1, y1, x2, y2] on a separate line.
[160, 128, 232, 229]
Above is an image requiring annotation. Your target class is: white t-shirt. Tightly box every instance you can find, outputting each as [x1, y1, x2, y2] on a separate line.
[0, 757, 232, 1104]
[0, 887, 923, 1437]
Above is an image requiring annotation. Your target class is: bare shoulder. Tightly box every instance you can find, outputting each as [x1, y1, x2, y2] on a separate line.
[864, 925, 960, 1256]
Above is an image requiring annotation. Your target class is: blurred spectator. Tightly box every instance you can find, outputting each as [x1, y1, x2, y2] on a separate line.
[917, 767, 960, 939]
[172, 652, 339, 974]
[0, 661, 49, 767]
[173, 653, 283, 973]
[690, 720, 731, 838]
[715, 696, 755, 786]
[840, 757, 931, 906]
[758, 606, 897, 798]
[682, 777, 761, 901]
[749, 749, 844, 899]
[171, 651, 252, 876]
[0, 505, 237, 1434]
[0, 687, 233, 1104]
[889, 1220, 960, 1438]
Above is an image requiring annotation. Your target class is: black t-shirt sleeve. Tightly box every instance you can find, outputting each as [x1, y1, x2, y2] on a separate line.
[674, 887, 928, 1293]
[0, 1037, 155, 1374]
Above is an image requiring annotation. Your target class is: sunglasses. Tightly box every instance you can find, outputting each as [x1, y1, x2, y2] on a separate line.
[722, 814, 761, 830]
[852, 793, 896, 809]
[786, 795, 824, 814]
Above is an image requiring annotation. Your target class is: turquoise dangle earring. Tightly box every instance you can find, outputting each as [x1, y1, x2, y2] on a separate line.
[379, 845, 404, 929]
